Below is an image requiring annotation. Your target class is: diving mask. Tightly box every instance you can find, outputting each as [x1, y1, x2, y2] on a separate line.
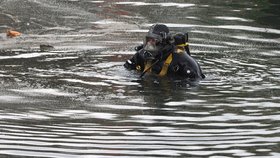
[143, 36, 162, 58]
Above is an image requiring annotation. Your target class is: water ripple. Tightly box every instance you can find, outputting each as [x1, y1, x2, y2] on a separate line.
[1, 0, 280, 157]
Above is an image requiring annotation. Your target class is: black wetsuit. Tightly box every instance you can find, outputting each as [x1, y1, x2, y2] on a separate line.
[124, 44, 205, 80]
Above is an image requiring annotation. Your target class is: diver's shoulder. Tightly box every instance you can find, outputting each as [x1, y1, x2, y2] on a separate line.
[172, 50, 192, 60]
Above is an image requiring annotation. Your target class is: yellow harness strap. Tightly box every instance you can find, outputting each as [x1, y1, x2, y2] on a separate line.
[159, 53, 173, 76]
[177, 42, 189, 47]
[144, 60, 152, 73]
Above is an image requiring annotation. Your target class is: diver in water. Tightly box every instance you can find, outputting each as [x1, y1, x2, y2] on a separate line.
[124, 24, 205, 80]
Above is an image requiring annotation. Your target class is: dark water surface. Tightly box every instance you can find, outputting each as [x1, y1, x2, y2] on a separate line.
[0, 0, 280, 157]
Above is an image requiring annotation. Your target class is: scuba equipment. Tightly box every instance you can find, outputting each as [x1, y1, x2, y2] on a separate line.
[124, 23, 205, 79]
[140, 59, 160, 78]
[173, 32, 191, 55]
[134, 44, 144, 51]
[139, 24, 173, 78]
[143, 24, 171, 59]
[158, 53, 173, 76]
[173, 32, 188, 47]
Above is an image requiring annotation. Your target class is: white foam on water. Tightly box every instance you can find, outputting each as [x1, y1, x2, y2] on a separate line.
[100, 50, 136, 55]
[191, 43, 228, 48]
[115, 2, 195, 8]
[60, 79, 111, 86]
[94, 104, 152, 110]
[231, 35, 280, 43]
[0, 112, 50, 120]
[55, 45, 105, 51]
[214, 16, 253, 22]
[10, 88, 77, 97]
[115, 2, 152, 6]
[186, 16, 199, 19]
[0, 95, 25, 103]
[90, 19, 123, 25]
[104, 79, 140, 86]
[44, 56, 79, 61]
[0, 52, 57, 60]
[89, 1, 104, 3]
[0, 74, 13, 77]
[157, 2, 195, 8]
[59, 110, 117, 120]
[125, 29, 149, 33]
[120, 15, 144, 19]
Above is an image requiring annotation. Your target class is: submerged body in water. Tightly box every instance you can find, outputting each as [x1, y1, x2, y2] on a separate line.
[124, 24, 205, 80]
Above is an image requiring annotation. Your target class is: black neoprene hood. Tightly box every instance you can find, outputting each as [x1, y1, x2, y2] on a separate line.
[146, 24, 169, 42]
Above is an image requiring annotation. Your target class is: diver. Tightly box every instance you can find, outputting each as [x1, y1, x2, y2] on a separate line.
[124, 24, 205, 80]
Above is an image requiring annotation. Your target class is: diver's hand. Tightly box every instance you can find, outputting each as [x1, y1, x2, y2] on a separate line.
[134, 44, 144, 51]
[124, 59, 136, 70]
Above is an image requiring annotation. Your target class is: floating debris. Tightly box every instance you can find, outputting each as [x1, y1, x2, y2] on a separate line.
[6, 30, 21, 38]
[40, 44, 54, 52]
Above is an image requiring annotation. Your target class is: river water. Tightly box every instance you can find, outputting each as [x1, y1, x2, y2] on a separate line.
[0, 0, 280, 157]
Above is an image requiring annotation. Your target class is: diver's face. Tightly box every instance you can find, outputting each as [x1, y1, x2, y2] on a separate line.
[146, 37, 158, 45]
[143, 37, 161, 56]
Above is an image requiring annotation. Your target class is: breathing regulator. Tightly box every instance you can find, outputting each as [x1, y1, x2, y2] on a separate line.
[138, 24, 190, 60]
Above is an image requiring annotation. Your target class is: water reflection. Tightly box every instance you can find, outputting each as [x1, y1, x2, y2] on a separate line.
[254, 0, 280, 29]
[0, 0, 280, 157]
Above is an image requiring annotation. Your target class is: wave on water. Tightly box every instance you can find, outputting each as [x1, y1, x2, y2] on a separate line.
[0, 0, 280, 158]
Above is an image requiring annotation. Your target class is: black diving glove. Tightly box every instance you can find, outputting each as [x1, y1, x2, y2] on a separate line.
[135, 44, 144, 51]
[124, 59, 136, 70]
